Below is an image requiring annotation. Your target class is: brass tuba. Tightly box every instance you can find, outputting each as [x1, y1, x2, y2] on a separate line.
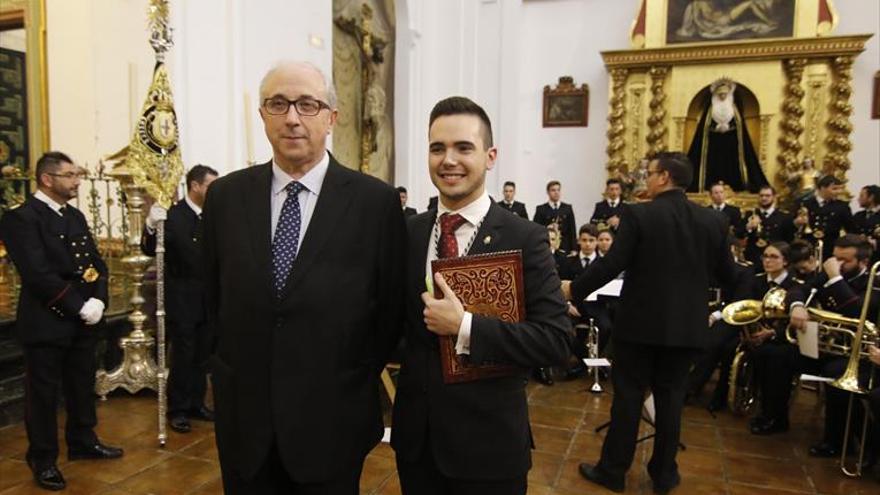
[831, 260, 880, 478]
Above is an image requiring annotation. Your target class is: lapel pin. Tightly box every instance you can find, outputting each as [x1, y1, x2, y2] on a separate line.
[483, 235, 491, 245]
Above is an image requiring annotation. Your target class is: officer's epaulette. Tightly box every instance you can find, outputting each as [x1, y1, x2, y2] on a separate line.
[754, 272, 765, 277]
[778, 209, 790, 215]
[792, 277, 805, 284]
[736, 260, 753, 267]
[566, 253, 579, 258]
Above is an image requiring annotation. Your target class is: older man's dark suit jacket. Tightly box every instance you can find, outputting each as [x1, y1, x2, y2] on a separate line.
[142, 199, 205, 324]
[571, 189, 737, 349]
[391, 203, 573, 480]
[202, 157, 406, 483]
[0, 196, 108, 343]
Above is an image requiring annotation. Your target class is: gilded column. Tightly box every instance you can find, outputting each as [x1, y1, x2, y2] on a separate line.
[776, 59, 806, 196]
[606, 68, 629, 178]
[824, 56, 854, 179]
[646, 66, 669, 157]
[629, 87, 645, 169]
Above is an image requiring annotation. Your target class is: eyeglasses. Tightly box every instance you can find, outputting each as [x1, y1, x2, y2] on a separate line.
[262, 96, 330, 116]
[47, 172, 84, 179]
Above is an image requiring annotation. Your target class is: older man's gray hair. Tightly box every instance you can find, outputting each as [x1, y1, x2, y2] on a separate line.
[258, 61, 337, 108]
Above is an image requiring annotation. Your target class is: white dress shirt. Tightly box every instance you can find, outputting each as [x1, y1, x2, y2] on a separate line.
[270, 151, 329, 251]
[425, 192, 492, 355]
[33, 190, 66, 216]
[184, 194, 202, 217]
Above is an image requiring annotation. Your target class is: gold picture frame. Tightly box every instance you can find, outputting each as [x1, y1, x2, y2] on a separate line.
[543, 76, 589, 128]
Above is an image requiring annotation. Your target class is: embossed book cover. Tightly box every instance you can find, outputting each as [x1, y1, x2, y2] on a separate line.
[431, 250, 526, 384]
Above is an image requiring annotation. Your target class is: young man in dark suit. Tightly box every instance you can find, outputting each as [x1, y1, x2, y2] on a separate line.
[391, 96, 572, 495]
[202, 61, 406, 494]
[497, 180, 528, 218]
[707, 181, 742, 234]
[533, 180, 577, 253]
[739, 185, 795, 266]
[590, 178, 626, 232]
[142, 164, 218, 434]
[562, 152, 741, 494]
[853, 184, 880, 264]
[0, 152, 123, 491]
[397, 186, 418, 217]
[795, 175, 854, 260]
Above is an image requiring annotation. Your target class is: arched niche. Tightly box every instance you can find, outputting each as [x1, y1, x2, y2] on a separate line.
[683, 82, 762, 169]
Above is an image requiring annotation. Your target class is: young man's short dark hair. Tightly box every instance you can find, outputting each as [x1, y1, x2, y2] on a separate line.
[429, 96, 493, 149]
[816, 175, 843, 189]
[606, 178, 622, 187]
[578, 223, 599, 238]
[546, 180, 561, 192]
[835, 234, 873, 262]
[35, 151, 74, 181]
[710, 181, 726, 190]
[767, 241, 791, 262]
[652, 151, 693, 189]
[503, 181, 516, 189]
[759, 185, 777, 195]
[862, 184, 880, 204]
[396, 186, 408, 194]
[789, 240, 815, 265]
[186, 164, 219, 191]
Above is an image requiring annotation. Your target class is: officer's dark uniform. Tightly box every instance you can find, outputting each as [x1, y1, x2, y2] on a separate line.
[852, 207, 880, 264]
[0, 195, 108, 469]
[797, 196, 854, 260]
[738, 208, 795, 266]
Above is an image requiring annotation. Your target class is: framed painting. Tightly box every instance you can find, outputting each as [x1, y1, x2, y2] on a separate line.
[872, 70, 880, 120]
[667, 0, 796, 44]
[543, 77, 589, 128]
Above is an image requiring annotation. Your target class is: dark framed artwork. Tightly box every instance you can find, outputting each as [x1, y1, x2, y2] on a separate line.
[543, 77, 589, 128]
[872, 70, 880, 120]
[667, 0, 796, 44]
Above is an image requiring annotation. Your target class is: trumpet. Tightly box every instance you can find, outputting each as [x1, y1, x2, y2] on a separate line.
[785, 306, 878, 357]
[797, 206, 813, 237]
[747, 209, 763, 235]
[832, 261, 880, 478]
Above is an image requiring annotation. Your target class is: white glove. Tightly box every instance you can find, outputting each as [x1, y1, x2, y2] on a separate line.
[145, 203, 168, 231]
[79, 298, 106, 325]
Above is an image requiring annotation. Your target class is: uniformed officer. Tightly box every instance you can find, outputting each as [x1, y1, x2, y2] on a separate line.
[794, 175, 854, 260]
[852, 184, 880, 265]
[142, 164, 218, 433]
[0, 152, 123, 491]
[738, 185, 795, 266]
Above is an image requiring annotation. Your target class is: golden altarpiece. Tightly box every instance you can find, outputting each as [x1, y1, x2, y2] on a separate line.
[602, 0, 871, 209]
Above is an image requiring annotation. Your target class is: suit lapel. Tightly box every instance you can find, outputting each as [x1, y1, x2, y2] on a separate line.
[412, 210, 436, 296]
[465, 203, 507, 257]
[281, 158, 353, 298]
[243, 162, 274, 299]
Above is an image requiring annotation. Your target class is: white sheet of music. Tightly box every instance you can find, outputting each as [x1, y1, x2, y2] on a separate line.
[586, 279, 623, 301]
[797, 321, 820, 359]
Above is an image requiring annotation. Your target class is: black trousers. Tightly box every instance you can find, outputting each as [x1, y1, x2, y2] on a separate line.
[22, 332, 99, 467]
[688, 321, 739, 397]
[167, 319, 212, 415]
[219, 442, 364, 495]
[751, 341, 798, 422]
[814, 358, 877, 450]
[594, 341, 698, 488]
[396, 441, 526, 495]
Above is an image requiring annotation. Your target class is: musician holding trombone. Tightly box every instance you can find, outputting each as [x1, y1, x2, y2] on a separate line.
[798, 235, 880, 472]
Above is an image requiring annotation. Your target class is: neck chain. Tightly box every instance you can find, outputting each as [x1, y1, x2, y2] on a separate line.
[432, 213, 486, 259]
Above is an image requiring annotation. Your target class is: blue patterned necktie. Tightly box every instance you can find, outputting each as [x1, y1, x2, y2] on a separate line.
[272, 181, 306, 296]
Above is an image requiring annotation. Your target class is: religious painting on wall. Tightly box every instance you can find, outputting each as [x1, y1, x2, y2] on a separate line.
[667, 0, 796, 44]
[543, 77, 589, 128]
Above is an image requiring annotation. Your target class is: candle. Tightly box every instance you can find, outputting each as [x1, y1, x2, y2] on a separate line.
[244, 92, 255, 165]
[129, 63, 138, 135]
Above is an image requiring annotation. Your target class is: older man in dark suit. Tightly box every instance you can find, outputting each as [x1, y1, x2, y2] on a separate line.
[563, 152, 738, 494]
[392, 97, 572, 495]
[0, 151, 123, 491]
[202, 61, 405, 494]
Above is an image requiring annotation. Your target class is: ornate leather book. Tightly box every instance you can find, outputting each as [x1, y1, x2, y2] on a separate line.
[431, 250, 526, 384]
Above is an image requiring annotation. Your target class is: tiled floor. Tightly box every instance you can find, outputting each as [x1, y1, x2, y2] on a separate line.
[0, 377, 877, 494]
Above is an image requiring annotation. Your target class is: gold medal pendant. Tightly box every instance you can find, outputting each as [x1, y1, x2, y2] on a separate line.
[83, 266, 100, 283]
[756, 238, 768, 248]
[813, 229, 825, 239]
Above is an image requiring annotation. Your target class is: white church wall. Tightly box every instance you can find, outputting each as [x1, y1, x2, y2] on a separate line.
[396, 0, 879, 220]
[46, 0, 332, 177]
